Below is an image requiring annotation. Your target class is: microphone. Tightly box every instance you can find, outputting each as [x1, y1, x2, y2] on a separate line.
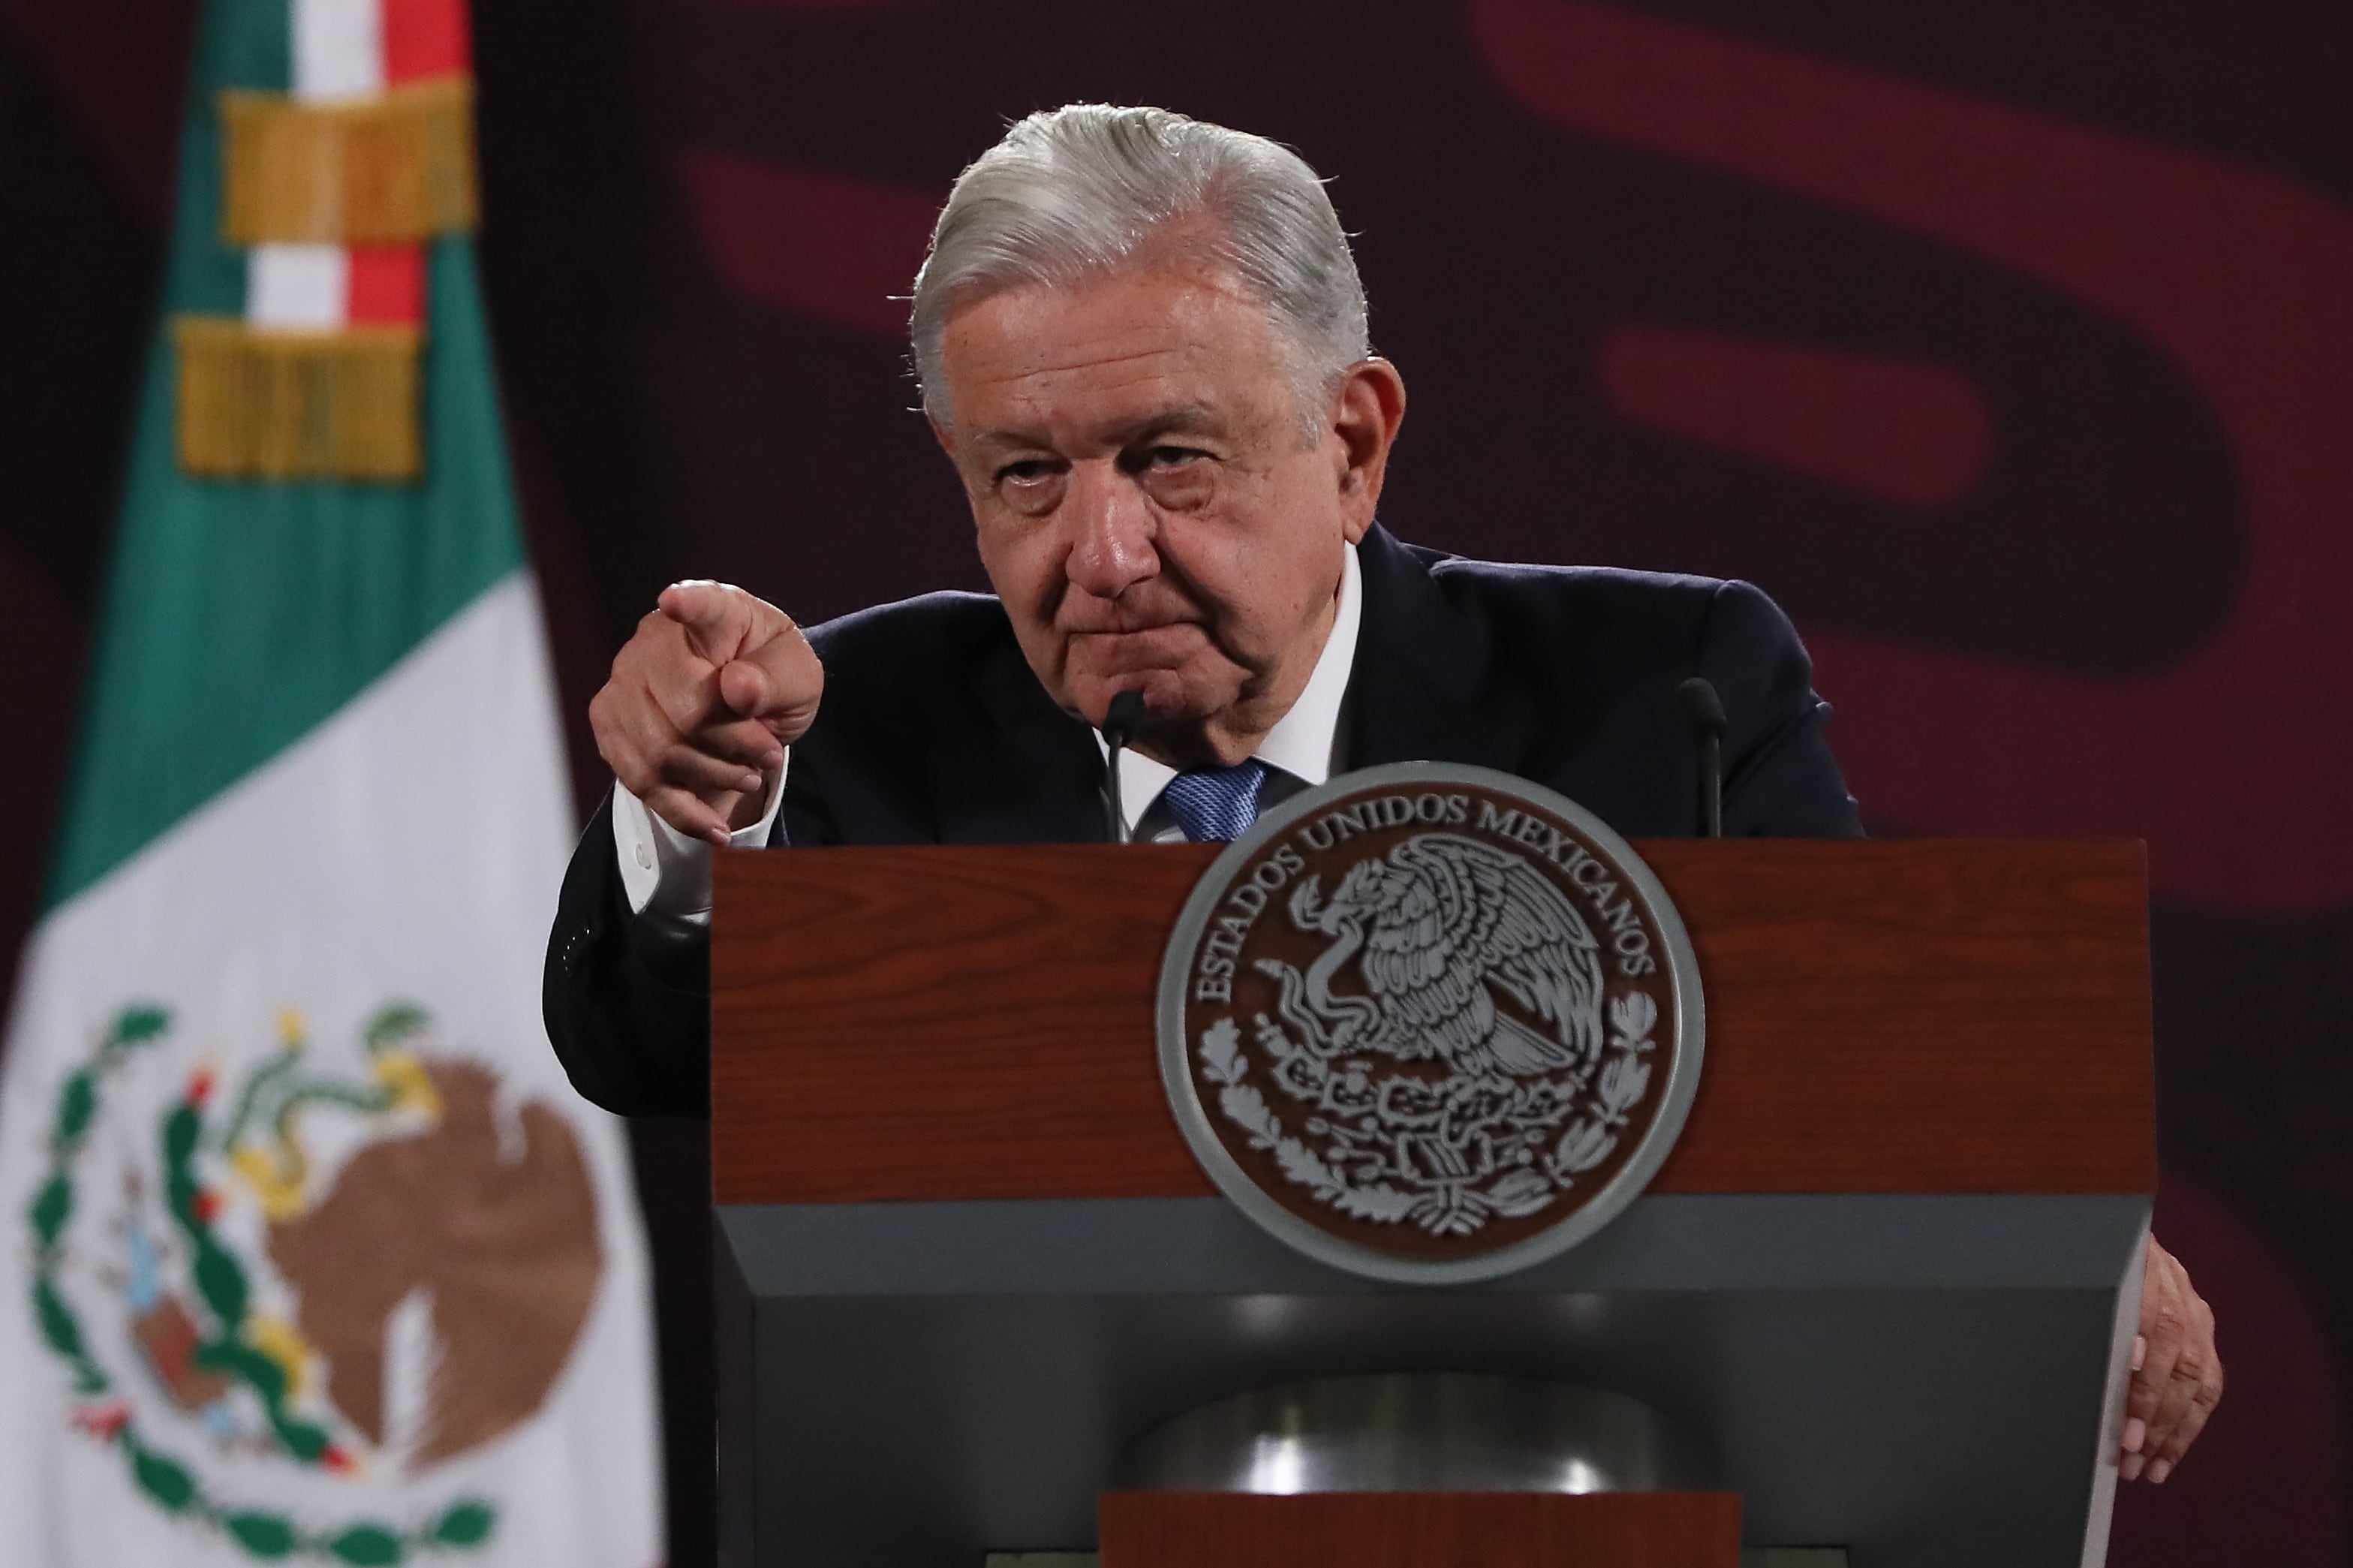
[1100, 689, 1148, 844]
[1677, 677, 1726, 839]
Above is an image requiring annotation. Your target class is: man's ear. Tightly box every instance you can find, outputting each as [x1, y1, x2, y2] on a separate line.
[1331, 358, 1407, 543]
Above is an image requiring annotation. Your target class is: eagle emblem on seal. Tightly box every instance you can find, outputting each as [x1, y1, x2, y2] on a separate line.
[1271, 833, 1603, 1079]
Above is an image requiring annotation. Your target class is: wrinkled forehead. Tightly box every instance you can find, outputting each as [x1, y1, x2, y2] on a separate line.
[937, 263, 1292, 447]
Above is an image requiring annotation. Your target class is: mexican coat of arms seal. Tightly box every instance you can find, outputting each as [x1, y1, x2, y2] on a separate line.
[1157, 763, 1704, 1283]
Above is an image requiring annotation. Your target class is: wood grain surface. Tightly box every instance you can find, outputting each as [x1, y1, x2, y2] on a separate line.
[1096, 1489, 1742, 1568]
[712, 841, 2153, 1204]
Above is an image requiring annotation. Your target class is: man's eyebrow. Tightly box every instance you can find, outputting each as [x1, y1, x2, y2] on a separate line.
[970, 429, 1054, 454]
[1129, 405, 1215, 441]
[969, 405, 1219, 453]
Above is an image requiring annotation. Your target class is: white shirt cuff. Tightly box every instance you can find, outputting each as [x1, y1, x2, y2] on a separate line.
[611, 754, 789, 926]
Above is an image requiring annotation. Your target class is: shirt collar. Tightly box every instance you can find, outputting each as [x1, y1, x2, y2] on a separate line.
[1111, 540, 1362, 838]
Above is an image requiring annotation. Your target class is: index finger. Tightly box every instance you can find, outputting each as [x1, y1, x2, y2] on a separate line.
[658, 580, 748, 648]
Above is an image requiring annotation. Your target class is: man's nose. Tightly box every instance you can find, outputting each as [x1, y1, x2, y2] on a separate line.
[1064, 460, 1158, 599]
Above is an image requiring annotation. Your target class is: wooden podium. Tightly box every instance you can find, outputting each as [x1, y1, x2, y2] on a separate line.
[710, 840, 2153, 1567]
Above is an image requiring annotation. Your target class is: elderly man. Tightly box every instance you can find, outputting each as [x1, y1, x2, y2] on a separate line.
[543, 104, 2218, 1482]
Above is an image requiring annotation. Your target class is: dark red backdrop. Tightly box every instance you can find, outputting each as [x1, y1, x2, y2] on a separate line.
[5, 2, 2348, 1562]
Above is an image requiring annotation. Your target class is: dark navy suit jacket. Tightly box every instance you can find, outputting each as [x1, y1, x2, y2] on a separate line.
[543, 525, 1861, 1115]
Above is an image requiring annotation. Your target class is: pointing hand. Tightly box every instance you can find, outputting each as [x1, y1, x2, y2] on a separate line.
[588, 581, 823, 846]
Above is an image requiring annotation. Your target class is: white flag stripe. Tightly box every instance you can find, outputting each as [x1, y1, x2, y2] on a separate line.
[293, 0, 384, 101]
[246, 242, 351, 328]
[274, 0, 387, 330]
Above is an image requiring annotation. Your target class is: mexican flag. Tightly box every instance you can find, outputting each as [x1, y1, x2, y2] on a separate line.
[0, 2, 663, 1564]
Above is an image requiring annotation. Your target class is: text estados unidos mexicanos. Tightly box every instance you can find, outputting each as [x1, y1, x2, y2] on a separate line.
[1191, 793, 1659, 1003]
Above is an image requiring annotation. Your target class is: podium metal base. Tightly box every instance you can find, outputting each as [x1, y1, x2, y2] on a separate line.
[720, 1192, 2144, 1567]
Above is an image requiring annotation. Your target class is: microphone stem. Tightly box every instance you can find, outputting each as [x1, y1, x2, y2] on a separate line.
[1102, 689, 1148, 844]
[1699, 731, 1722, 839]
[1676, 676, 1728, 841]
[1105, 734, 1130, 844]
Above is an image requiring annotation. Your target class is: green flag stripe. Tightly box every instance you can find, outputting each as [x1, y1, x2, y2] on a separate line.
[47, 1, 526, 909]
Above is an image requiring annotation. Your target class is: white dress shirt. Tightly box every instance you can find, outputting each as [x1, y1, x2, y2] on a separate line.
[1109, 540, 1360, 841]
[614, 541, 1362, 921]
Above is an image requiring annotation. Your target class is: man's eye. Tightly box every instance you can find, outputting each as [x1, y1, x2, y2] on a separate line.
[996, 460, 1057, 485]
[1145, 446, 1203, 468]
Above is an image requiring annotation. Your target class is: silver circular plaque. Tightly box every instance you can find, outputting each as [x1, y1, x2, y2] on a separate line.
[1156, 763, 1705, 1284]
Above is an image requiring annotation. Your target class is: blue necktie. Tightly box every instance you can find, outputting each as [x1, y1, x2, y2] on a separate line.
[1160, 760, 1271, 843]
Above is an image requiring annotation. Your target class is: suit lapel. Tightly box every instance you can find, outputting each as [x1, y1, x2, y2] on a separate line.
[925, 636, 1108, 844]
[1343, 525, 1533, 774]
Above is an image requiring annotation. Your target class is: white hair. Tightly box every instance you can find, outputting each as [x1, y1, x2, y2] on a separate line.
[909, 104, 1371, 432]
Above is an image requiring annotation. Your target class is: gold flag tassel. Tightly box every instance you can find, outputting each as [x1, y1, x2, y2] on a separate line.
[174, 318, 422, 481]
[221, 75, 477, 246]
